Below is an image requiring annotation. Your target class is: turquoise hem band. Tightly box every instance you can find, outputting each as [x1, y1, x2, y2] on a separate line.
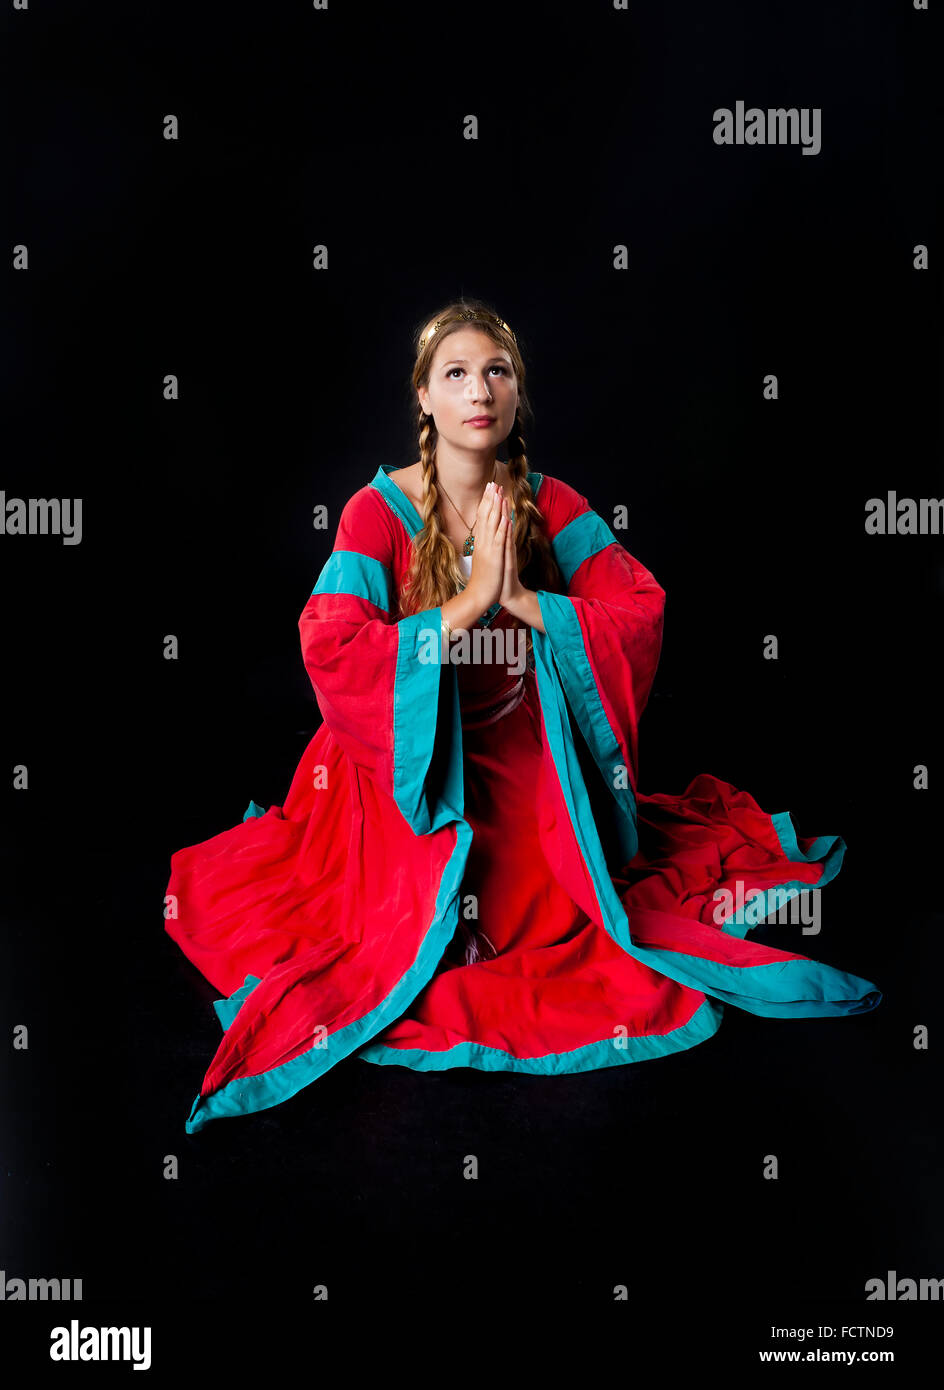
[355, 995, 723, 1073]
[535, 588, 638, 865]
[213, 973, 263, 1032]
[719, 812, 847, 938]
[312, 549, 394, 613]
[550, 508, 620, 587]
[185, 658, 473, 1134]
[187, 817, 473, 1134]
[393, 608, 451, 835]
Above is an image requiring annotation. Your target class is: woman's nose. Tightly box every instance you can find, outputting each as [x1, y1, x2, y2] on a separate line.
[464, 373, 493, 403]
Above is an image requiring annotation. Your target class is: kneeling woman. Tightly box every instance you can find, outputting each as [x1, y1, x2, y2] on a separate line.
[164, 299, 882, 1134]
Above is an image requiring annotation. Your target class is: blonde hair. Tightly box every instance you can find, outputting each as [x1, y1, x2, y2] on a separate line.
[398, 297, 563, 619]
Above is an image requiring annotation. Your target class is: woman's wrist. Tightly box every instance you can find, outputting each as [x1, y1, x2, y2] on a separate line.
[441, 585, 546, 634]
[503, 587, 545, 633]
[441, 587, 490, 633]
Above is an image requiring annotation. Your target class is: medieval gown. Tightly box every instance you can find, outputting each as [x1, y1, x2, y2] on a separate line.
[164, 463, 882, 1134]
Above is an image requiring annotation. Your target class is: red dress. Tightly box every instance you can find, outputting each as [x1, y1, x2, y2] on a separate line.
[164, 464, 881, 1132]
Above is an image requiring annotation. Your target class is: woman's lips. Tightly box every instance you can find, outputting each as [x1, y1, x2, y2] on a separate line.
[466, 418, 495, 427]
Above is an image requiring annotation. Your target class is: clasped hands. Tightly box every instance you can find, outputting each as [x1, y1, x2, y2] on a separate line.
[464, 480, 544, 632]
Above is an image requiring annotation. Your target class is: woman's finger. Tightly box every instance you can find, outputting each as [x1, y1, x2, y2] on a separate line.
[484, 486, 502, 537]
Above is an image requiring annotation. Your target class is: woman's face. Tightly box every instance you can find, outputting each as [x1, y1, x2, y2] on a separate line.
[417, 328, 518, 454]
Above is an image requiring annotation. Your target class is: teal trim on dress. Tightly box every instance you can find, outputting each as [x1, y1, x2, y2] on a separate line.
[535, 589, 638, 866]
[242, 801, 266, 821]
[772, 810, 844, 876]
[371, 464, 424, 538]
[213, 973, 263, 1031]
[370, 462, 544, 540]
[528, 623, 882, 1020]
[719, 813, 847, 939]
[551, 509, 620, 587]
[356, 994, 723, 1073]
[393, 608, 450, 835]
[312, 549, 394, 613]
[185, 658, 475, 1134]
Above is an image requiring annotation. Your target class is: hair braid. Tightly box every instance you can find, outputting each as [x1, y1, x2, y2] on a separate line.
[398, 407, 465, 617]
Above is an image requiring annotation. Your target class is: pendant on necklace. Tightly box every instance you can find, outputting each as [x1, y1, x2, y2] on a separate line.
[462, 534, 475, 556]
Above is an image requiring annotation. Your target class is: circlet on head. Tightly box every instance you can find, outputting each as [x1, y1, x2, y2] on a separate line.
[418, 309, 516, 354]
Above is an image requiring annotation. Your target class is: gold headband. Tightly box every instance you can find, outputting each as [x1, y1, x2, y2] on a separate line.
[419, 309, 516, 354]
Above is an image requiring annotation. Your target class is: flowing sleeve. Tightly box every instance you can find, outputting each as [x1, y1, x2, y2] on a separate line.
[531, 474, 665, 868]
[528, 474, 881, 1022]
[298, 484, 451, 836]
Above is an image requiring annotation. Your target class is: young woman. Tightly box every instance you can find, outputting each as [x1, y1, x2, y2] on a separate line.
[165, 299, 882, 1134]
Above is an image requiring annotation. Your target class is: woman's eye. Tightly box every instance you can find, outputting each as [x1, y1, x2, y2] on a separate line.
[446, 366, 507, 379]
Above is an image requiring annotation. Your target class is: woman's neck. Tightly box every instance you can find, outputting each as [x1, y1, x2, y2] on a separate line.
[431, 443, 503, 513]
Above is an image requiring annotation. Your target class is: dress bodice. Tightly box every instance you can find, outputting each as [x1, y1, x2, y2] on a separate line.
[373, 464, 536, 729]
[450, 591, 532, 729]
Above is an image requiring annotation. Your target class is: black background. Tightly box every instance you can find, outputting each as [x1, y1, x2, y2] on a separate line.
[1, 0, 942, 1367]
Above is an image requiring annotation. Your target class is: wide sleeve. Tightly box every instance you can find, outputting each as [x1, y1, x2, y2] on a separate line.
[298, 484, 451, 835]
[531, 474, 666, 866]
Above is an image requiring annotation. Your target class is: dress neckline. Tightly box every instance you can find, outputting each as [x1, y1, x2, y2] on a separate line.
[369, 462, 538, 631]
[370, 463, 483, 566]
[370, 462, 544, 544]
[371, 463, 425, 538]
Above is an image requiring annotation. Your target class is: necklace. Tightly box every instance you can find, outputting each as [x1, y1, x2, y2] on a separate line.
[437, 462, 499, 556]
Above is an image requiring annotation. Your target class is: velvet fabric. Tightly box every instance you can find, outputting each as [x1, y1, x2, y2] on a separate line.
[165, 465, 881, 1133]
